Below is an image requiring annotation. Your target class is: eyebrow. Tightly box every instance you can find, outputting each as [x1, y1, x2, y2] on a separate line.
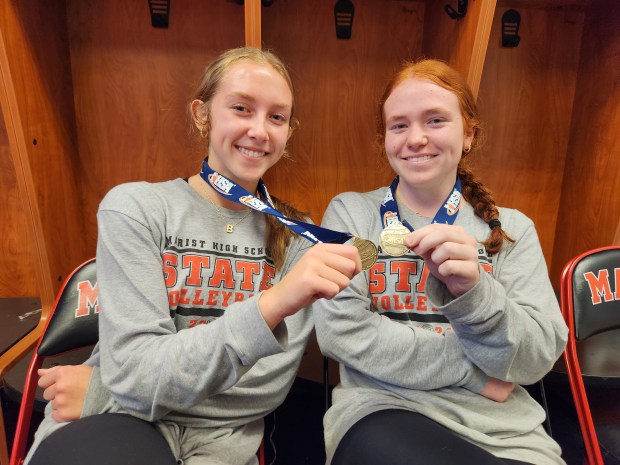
[386, 107, 452, 123]
[422, 107, 451, 116]
[225, 91, 291, 112]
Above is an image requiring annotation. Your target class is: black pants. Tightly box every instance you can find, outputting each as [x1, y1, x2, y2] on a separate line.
[332, 409, 534, 465]
[29, 413, 177, 465]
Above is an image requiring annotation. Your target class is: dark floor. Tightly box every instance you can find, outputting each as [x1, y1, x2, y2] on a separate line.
[2, 387, 44, 461]
[541, 373, 620, 465]
[2, 374, 619, 465]
[263, 378, 327, 465]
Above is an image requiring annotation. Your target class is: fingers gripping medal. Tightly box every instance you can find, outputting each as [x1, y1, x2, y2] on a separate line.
[352, 237, 378, 270]
[379, 223, 410, 257]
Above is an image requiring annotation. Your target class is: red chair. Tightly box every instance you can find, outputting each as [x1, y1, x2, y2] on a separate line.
[560, 245, 620, 465]
[10, 258, 98, 465]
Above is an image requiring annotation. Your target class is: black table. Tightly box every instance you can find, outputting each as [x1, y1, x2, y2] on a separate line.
[0, 297, 40, 356]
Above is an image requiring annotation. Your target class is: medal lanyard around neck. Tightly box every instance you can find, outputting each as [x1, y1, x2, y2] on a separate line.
[380, 176, 463, 232]
[200, 159, 353, 245]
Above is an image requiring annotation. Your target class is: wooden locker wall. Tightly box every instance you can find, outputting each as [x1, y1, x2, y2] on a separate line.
[476, 2, 585, 280]
[65, 0, 246, 254]
[551, 0, 620, 283]
[0, 0, 83, 303]
[422, 0, 497, 99]
[0, 101, 37, 297]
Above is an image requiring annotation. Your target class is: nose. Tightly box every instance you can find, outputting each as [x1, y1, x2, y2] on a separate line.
[406, 125, 428, 150]
[247, 116, 269, 142]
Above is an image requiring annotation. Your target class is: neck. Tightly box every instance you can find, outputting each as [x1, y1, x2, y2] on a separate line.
[395, 179, 456, 218]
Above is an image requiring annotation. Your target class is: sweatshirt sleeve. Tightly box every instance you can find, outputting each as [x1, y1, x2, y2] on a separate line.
[425, 213, 568, 385]
[95, 185, 290, 421]
[313, 195, 487, 393]
[80, 366, 116, 417]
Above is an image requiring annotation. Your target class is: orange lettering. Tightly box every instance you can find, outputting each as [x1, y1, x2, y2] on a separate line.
[583, 270, 613, 305]
[75, 280, 99, 317]
[163, 253, 178, 287]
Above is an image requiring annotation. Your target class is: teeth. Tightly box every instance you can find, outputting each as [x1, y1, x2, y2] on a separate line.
[404, 155, 433, 162]
[238, 147, 266, 158]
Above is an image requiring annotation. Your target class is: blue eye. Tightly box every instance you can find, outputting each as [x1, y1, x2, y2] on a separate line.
[271, 114, 287, 123]
[428, 116, 447, 126]
[389, 123, 407, 131]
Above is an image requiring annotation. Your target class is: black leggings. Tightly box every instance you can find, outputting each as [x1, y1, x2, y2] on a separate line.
[332, 409, 534, 465]
[29, 413, 177, 465]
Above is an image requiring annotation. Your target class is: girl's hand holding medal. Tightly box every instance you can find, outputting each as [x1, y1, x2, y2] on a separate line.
[404, 223, 480, 297]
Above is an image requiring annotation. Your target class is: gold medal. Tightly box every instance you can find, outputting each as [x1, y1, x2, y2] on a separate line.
[379, 223, 410, 257]
[352, 237, 378, 270]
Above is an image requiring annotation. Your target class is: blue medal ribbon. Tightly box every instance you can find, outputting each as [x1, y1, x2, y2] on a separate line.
[380, 176, 463, 232]
[199, 159, 353, 245]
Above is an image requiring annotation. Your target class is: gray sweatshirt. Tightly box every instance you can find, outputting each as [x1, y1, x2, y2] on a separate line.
[25, 179, 313, 463]
[313, 188, 568, 465]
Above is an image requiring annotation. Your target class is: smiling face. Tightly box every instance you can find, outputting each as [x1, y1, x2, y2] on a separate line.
[194, 60, 293, 192]
[383, 77, 474, 197]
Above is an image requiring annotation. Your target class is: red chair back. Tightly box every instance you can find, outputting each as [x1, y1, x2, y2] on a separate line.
[560, 245, 620, 465]
[10, 258, 98, 465]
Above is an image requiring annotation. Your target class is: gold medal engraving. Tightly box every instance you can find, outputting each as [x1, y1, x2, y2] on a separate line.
[352, 237, 378, 270]
[379, 223, 410, 257]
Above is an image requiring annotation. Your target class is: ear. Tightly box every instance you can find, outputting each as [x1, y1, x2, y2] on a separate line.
[287, 117, 299, 141]
[463, 127, 475, 151]
[191, 99, 209, 129]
